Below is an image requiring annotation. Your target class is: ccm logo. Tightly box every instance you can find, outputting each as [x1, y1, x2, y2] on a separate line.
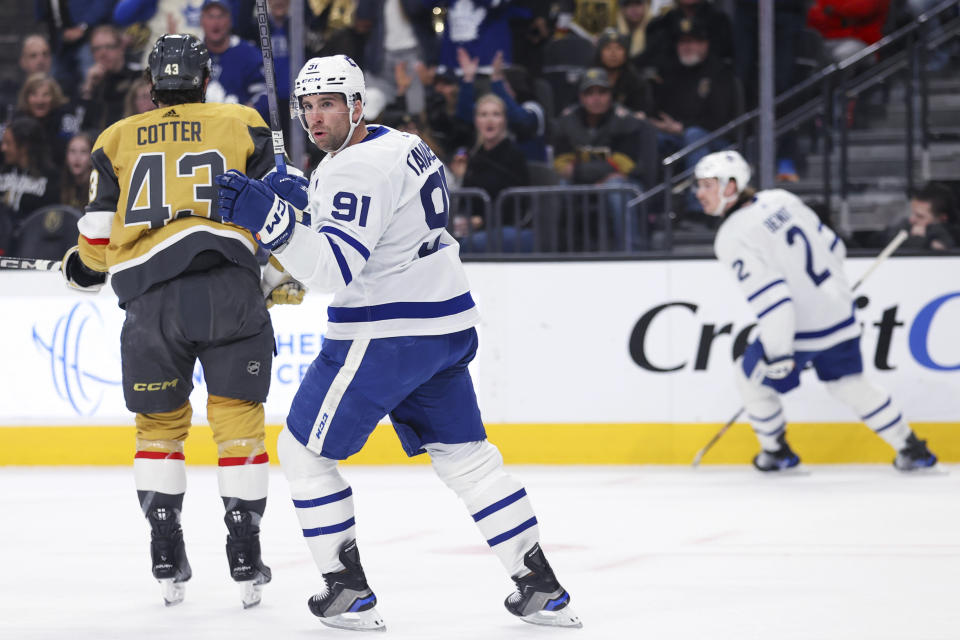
[133, 379, 179, 391]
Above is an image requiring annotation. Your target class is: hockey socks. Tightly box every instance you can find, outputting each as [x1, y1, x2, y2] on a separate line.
[278, 428, 357, 574]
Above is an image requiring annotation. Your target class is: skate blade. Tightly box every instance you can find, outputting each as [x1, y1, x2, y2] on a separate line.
[756, 464, 810, 476]
[520, 605, 583, 628]
[159, 578, 185, 607]
[240, 580, 264, 609]
[318, 608, 387, 633]
[896, 463, 948, 475]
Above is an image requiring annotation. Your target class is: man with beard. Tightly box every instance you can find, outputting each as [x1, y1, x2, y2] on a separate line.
[649, 16, 741, 212]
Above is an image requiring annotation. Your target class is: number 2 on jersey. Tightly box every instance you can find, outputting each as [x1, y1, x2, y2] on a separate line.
[786, 225, 831, 285]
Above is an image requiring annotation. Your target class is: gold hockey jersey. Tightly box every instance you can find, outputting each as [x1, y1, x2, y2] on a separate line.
[79, 102, 275, 304]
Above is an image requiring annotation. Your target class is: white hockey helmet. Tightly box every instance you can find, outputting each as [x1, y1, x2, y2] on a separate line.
[292, 55, 366, 152]
[694, 150, 752, 216]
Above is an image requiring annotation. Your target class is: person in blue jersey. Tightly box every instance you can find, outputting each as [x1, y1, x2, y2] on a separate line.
[694, 150, 938, 473]
[200, 0, 268, 121]
[214, 55, 581, 632]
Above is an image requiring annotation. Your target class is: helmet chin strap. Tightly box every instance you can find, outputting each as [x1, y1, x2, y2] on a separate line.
[332, 97, 362, 154]
[709, 180, 738, 216]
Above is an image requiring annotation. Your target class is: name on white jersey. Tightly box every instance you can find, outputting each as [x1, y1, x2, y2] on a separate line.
[762, 207, 793, 233]
[405, 140, 439, 177]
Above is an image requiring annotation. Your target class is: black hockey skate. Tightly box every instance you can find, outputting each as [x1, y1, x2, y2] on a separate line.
[148, 506, 192, 607]
[505, 543, 582, 628]
[224, 508, 272, 609]
[752, 433, 801, 472]
[307, 539, 385, 632]
[894, 434, 938, 471]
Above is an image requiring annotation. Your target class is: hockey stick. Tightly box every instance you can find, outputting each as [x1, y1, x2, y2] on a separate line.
[254, 0, 287, 174]
[0, 256, 61, 271]
[691, 229, 910, 467]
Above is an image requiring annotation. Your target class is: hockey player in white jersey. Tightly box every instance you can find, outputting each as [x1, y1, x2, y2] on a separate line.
[694, 150, 937, 472]
[213, 55, 580, 631]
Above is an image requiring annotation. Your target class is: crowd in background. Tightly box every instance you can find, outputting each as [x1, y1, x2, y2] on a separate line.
[0, 0, 957, 258]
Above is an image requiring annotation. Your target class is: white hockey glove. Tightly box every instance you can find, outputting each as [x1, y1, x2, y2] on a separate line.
[61, 245, 107, 293]
[260, 260, 305, 309]
[763, 355, 795, 380]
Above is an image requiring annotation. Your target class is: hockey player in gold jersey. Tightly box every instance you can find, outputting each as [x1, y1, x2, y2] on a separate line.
[61, 33, 296, 608]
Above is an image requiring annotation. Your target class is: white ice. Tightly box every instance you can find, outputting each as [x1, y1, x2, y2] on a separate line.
[4, 465, 959, 640]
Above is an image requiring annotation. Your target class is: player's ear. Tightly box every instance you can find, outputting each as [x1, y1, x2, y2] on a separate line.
[725, 179, 738, 198]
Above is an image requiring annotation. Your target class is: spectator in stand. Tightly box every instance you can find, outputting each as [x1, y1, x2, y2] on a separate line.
[123, 76, 156, 118]
[422, 65, 476, 160]
[35, 0, 115, 99]
[0, 118, 61, 229]
[617, 0, 654, 67]
[880, 183, 958, 251]
[455, 49, 550, 163]
[564, 0, 621, 36]
[59, 131, 95, 210]
[649, 17, 741, 210]
[79, 26, 144, 133]
[16, 73, 81, 162]
[808, 0, 891, 62]
[450, 93, 532, 252]
[113, 0, 206, 65]
[1, 35, 54, 123]
[553, 68, 658, 248]
[356, 0, 438, 116]
[594, 27, 654, 116]
[427, 0, 516, 75]
[200, 0, 269, 121]
[645, 0, 734, 69]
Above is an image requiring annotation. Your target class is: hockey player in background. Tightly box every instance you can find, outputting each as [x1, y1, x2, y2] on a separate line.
[61, 34, 300, 607]
[214, 55, 581, 631]
[694, 150, 938, 472]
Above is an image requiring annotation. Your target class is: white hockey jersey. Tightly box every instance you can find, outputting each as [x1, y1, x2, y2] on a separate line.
[275, 125, 480, 339]
[714, 189, 860, 359]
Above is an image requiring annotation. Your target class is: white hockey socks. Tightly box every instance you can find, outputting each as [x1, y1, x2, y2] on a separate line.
[134, 440, 188, 513]
[825, 374, 912, 450]
[735, 366, 788, 451]
[426, 440, 540, 578]
[217, 439, 269, 515]
[277, 428, 356, 574]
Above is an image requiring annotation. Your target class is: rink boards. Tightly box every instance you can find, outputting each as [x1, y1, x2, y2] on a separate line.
[2, 256, 958, 465]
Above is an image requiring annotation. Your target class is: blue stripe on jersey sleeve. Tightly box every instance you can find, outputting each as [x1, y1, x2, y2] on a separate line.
[320, 225, 370, 260]
[747, 279, 786, 302]
[327, 292, 476, 323]
[326, 236, 353, 285]
[758, 297, 792, 318]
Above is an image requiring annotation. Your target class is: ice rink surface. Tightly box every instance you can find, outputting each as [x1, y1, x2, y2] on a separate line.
[4, 464, 959, 640]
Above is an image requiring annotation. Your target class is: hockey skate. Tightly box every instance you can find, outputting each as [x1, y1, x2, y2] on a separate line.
[224, 509, 272, 609]
[148, 507, 192, 606]
[894, 434, 939, 472]
[307, 539, 385, 632]
[752, 433, 801, 472]
[504, 543, 582, 628]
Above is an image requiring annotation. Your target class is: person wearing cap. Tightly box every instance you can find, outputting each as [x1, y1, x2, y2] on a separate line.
[649, 15, 741, 212]
[199, 0, 270, 123]
[594, 26, 654, 116]
[552, 66, 659, 249]
[644, 0, 733, 70]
